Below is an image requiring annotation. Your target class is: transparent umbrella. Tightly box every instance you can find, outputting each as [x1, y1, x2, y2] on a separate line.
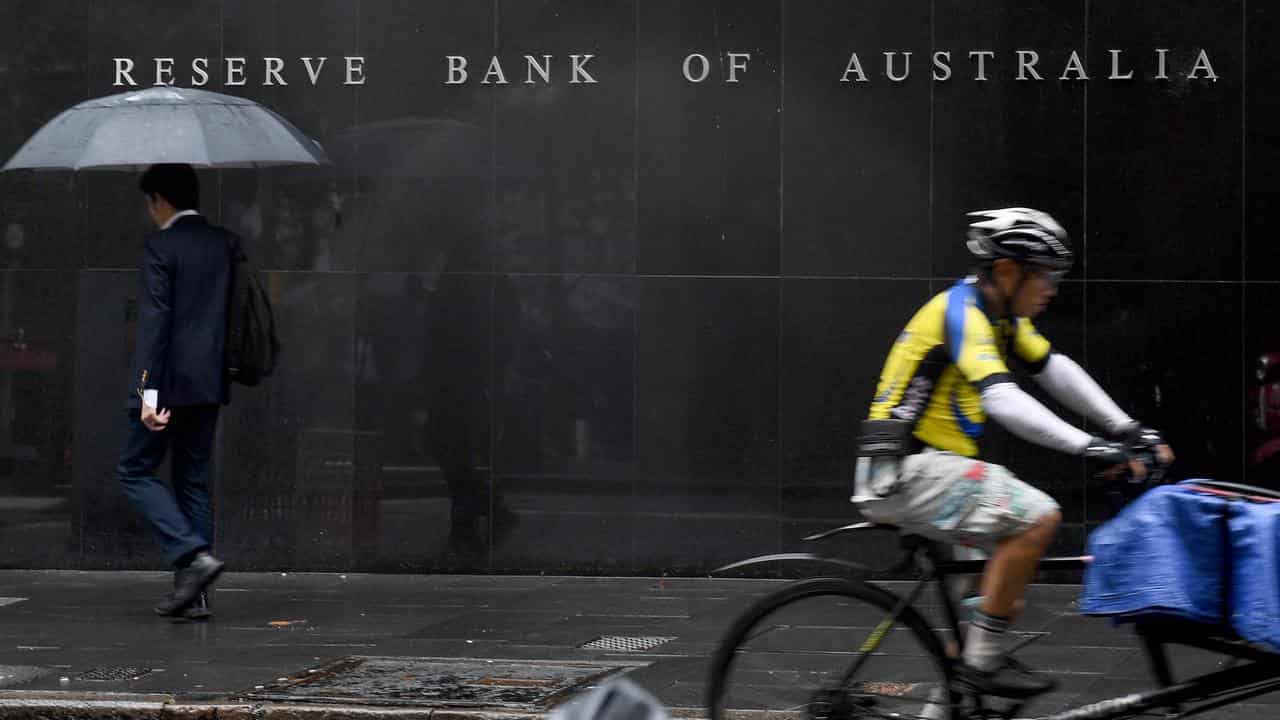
[1, 86, 329, 172]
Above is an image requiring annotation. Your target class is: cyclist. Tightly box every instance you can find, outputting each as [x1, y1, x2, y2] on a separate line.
[852, 207, 1173, 699]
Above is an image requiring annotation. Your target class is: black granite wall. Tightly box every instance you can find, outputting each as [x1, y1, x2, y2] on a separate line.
[0, 1, 1266, 574]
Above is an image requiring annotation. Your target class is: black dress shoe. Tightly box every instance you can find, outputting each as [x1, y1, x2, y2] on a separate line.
[953, 656, 1058, 699]
[155, 568, 187, 616]
[155, 552, 225, 616]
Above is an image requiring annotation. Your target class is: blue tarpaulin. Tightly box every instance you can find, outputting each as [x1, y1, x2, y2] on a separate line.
[1080, 483, 1230, 624]
[1228, 499, 1280, 651]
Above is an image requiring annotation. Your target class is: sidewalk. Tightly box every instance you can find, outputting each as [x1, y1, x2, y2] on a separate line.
[0, 571, 1265, 719]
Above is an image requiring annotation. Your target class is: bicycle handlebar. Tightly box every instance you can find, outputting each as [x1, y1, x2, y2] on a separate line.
[1099, 445, 1171, 517]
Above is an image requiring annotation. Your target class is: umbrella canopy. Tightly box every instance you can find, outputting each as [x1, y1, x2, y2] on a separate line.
[2, 86, 329, 171]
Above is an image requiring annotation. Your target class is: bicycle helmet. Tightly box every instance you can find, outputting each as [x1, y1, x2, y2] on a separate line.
[966, 207, 1074, 274]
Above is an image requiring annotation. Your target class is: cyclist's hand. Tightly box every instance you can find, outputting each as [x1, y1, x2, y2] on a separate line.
[1119, 423, 1175, 470]
[1085, 437, 1129, 464]
[1084, 437, 1145, 482]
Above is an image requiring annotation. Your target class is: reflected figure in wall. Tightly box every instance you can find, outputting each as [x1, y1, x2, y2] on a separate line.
[1249, 353, 1280, 489]
[417, 271, 517, 558]
[329, 116, 517, 559]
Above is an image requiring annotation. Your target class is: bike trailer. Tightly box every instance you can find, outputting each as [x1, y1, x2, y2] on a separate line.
[1080, 483, 1230, 624]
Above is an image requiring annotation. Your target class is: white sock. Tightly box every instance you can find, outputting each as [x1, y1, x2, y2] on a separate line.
[962, 610, 1010, 671]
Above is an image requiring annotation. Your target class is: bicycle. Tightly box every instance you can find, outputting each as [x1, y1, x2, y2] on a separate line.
[706, 479, 1280, 720]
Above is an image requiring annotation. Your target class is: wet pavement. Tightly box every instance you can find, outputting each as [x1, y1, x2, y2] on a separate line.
[0, 571, 1268, 718]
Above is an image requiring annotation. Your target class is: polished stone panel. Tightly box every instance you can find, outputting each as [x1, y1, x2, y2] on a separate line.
[1084, 282, 1243, 521]
[636, 277, 780, 567]
[638, 277, 779, 488]
[355, 0, 493, 273]
[219, 0, 360, 272]
[493, 0, 637, 275]
[0, 270, 76, 568]
[637, 0, 781, 275]
[217, 272, 358, 571]
[355, 272, 493, 572]
[74, 269, 157, 568]
[0, 0, 89, 271]
[491, 274, 637, 572]
[779, 279, 931, 524]
[783, 1, 931, 277]
[87, 1, 221, 93]
[0, 0, 88, 153]
[1085, 0, 1243, 281]
[1245, 2, 1280, 281]
[931, 0, 1087, 278]
[0, 173, 84, 272]
[0, 1, 1263, 574]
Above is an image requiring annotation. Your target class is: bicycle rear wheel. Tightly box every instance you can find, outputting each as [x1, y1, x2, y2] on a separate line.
[707, 577, 955, 720]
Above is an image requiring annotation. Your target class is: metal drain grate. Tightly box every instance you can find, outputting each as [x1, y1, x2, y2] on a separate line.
[77, 666, 153, 681]
[244, 657, 626, 708]
[579, 635, 676, 652]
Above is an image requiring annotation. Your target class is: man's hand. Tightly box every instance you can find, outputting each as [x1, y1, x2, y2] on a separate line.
[1135, 430, 1175, 469]
[141, 404, 170, 432]
[1119, 423, 1176, 472]
[1085, 437, 1147, 481]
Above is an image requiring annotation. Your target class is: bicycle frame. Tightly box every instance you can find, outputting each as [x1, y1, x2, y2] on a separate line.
[904, 542, 1275, 720]
[716, 521, 1280, 720]
[900, 517, 1280, 719]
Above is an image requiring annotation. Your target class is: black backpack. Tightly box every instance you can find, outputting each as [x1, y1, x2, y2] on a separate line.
[224, 234, 280, 386]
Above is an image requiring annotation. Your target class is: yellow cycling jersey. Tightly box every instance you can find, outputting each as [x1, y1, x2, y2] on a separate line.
[868, 278, 1052, 457]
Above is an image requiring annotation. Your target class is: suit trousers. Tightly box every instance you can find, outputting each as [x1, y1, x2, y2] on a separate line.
[116, 405, 219, 566]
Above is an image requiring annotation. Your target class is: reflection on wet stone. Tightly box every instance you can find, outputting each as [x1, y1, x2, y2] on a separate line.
[0, 665, 51, 687]
[220, 168, 352, 272]
[0, 1, 1261, 573]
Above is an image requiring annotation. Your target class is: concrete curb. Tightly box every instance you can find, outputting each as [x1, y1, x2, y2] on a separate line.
[0, 697, 716, 720]
[0, 699, 550, 720]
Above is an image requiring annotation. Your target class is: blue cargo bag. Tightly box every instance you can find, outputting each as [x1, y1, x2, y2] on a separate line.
[1228, 499, 1280, 651]
[1080, 483, 1229, 624]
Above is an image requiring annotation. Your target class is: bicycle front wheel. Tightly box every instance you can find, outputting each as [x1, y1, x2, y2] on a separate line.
[707, 577, 955, 720]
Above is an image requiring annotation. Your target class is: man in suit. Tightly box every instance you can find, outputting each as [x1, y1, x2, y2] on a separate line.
[118, 163, 231, 619]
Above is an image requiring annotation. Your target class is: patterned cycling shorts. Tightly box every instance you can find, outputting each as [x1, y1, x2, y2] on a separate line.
[853, 449, 1060, 552]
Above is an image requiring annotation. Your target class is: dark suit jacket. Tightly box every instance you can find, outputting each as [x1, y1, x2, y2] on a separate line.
[127, 214, 235, 408]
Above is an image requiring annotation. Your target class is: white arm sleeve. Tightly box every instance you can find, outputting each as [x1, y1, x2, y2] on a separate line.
[1032, 353, 1134, 436]
[980, 381, 1093, 455]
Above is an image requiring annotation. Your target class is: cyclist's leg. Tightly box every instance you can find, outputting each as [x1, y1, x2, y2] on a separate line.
[852, 450, 1060, 621]
[978, 508, 1061, 620]
[964, 507, 1059, 685]
[873, 450, 1061, 697]
[853, 450, 1055, 625]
